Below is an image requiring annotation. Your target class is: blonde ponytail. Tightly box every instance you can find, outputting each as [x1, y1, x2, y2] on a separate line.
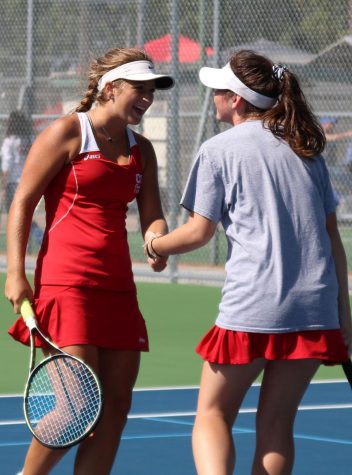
[75, 47, 151, 112]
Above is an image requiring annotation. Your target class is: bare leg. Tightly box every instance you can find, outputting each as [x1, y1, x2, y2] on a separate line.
[22, 345, 99, 475]
[21, 440, 69, 475]
[192, 359, 265, 475]
[73, 349, 140, 475]
[22, 346, 140, 475]
[252, 359, 320, 475]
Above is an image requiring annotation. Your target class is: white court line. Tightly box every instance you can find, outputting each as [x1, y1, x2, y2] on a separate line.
[0, 387, 200, 398]
[0, 379, 348, 398]
[0, 386, 199, 398]
[2, 403, 352, 427]
[1, 381, 350, 427]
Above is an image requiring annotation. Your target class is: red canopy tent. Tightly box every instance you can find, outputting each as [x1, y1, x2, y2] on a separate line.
[144, 34, 214, 63]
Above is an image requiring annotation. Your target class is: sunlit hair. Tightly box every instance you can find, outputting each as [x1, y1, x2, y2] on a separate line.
[229, 50, 326, 158]
[75, 48, 152, 112]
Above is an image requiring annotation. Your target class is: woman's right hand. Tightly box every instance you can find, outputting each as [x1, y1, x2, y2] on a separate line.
[4, 273, 34, 315]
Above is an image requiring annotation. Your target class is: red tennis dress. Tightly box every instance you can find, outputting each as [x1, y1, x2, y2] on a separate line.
[8, 113, 148, 350]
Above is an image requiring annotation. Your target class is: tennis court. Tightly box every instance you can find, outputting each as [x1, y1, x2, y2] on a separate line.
[1, 382, 352, 475]
[1, 278, 352, 474]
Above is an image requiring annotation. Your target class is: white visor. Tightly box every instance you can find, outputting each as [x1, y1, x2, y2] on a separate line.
[199, 63, 277, 110]
[98, 60, 174, 91]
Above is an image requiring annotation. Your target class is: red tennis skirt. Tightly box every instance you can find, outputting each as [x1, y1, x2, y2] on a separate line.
[8, 285, 149, 351]
[196, 325, 349, 365]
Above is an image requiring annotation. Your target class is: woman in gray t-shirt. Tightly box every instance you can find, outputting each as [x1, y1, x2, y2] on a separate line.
[145, 50, 351, 475]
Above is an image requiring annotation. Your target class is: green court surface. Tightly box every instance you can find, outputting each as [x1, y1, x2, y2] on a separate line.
[0, 274, 347, 394]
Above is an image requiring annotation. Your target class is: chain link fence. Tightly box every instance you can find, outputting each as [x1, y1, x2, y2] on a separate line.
[1, 0, 352, 283]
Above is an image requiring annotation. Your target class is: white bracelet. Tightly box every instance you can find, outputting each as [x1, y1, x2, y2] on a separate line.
[143, 232, 163, 260]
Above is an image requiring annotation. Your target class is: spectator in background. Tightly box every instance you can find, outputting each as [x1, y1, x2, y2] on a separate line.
[320, 116, 352, 164]
[320, 117, 352, 207]
[346, 143, 352, 173]
[1, 110, 32, 210]
[1, 110, 43, 245]
[320, 116, 339, 165]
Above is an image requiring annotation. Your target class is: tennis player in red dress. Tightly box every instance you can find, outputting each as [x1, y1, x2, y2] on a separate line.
[6, 47, 173, 475]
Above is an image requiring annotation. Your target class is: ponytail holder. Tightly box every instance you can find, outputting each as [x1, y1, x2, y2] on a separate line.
[272, 64, 288, 81]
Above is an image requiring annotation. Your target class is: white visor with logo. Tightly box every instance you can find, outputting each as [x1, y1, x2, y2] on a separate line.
[98, 60, 174, 91]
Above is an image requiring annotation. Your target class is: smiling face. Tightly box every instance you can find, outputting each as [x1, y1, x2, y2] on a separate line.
[112, 79, 156, 125]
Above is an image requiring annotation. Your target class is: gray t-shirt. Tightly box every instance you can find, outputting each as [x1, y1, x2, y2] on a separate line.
[181, 120, 339, 333]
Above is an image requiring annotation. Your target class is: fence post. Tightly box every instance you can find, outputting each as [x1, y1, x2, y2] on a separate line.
[167, 0, 180, 283]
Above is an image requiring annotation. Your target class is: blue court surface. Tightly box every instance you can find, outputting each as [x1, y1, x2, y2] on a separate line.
[1, 381, 351, 474]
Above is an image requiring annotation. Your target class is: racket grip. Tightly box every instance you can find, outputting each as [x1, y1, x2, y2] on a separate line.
[20, 298, 37, 330]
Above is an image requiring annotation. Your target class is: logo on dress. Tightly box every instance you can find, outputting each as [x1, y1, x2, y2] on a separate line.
[83, 153, 101, 160]
[134, 173, 143, 193]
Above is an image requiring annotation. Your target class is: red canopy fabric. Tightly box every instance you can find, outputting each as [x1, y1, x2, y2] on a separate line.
[144, 34, 214, 63]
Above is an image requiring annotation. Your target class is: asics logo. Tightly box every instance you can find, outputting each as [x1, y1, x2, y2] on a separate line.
[83, 153, 101, 160]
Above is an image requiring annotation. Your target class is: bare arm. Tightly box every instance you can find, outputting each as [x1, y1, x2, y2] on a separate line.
[146, 211, 217, 258]
[135, 135, 168, 272]
[5, 114, 81, 313]
[326, 213, 352, 354]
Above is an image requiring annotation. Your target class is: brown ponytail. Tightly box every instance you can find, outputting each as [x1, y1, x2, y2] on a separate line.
[230, 50, 326, 159]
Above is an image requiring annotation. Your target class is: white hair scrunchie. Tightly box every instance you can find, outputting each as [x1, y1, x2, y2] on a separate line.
[272, 64, 288, 81]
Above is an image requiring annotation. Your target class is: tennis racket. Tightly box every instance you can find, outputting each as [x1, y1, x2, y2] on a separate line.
[342, 359, 352, 390]
[20, 297, 103, 449]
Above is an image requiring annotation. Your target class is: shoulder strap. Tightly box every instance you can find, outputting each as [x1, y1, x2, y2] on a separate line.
[76, 113, 99, 154]
[126, 127, 137, 148]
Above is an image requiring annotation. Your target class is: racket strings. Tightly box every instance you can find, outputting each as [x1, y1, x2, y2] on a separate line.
[25, 355, 102, 447]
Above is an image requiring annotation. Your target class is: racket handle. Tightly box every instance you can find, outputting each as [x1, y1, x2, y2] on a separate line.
[20, 298, 37, 330]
